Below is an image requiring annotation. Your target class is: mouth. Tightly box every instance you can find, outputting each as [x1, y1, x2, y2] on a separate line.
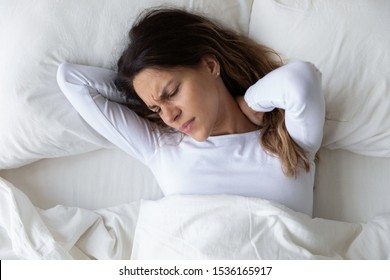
[180, 117, 195, 134]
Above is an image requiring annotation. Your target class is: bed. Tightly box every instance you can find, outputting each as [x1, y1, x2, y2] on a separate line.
[1, 0, 390, 259]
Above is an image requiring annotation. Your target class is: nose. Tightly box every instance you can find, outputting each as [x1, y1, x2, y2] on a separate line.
[161, 103, 181, 125]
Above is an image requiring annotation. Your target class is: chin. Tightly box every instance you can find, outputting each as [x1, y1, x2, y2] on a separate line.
[189, 131, 209, 142]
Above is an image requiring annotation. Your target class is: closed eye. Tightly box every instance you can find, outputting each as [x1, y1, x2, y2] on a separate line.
[147, 84, 180, 114]
[168, 84, 180, 98]
[148, 105, 161, 114]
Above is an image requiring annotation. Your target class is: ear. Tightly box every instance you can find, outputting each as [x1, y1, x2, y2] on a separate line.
[201, 54, 220, 77]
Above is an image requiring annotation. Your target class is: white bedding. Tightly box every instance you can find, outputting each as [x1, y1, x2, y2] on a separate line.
[132, 195, 390, 260]
[0, 177, 139, 260]
[1, 0, 390, 260]
[1, 177, 389, 260]
[2, 147, 390, 223]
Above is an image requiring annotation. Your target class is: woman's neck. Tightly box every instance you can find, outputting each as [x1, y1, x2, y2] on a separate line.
[211, 89, 258, 136]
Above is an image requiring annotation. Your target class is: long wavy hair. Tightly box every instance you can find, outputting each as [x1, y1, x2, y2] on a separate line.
[115, 8, 310, 177]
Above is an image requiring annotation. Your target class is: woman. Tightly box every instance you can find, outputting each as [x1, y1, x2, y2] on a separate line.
[57, 8, 325, 216]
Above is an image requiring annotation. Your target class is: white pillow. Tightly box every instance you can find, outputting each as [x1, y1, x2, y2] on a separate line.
[0, 0, 253, 169]
[249, 0, 390, 157]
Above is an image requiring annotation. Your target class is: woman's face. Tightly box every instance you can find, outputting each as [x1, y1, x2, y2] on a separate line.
[133, 56, 224, 142]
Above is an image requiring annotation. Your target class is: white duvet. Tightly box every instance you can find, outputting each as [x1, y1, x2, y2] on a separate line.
[1, 0, 390, 262]
[1, 177, 389, 260]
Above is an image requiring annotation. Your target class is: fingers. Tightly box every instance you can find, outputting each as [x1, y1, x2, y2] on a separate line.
[235, 96, 264, 126]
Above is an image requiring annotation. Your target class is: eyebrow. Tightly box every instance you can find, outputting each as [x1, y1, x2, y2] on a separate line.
[147, 79, 175, 110]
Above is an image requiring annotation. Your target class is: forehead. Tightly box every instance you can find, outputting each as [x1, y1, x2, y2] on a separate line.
[133, 68, 179, 97]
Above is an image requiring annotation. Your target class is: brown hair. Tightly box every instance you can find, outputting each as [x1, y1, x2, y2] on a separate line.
[115, 8, 310, 177]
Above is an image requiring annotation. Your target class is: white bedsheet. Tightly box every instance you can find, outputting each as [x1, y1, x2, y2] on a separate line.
[1, 177, 389, 260]
[1, 0, 389, 261]
[0, 177, 139, 260]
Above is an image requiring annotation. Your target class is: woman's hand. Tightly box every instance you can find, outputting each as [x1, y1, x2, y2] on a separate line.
[235, 96, 264, 127]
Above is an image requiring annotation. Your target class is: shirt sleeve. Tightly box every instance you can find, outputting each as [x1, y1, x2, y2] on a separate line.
[56, 62, 160, 164]
[244, 60, 325, 154]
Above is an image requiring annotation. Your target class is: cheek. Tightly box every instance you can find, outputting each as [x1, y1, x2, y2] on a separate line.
[188, 82, 217, 110]
[175, 85, 202, 112]
[177, 75, 219, 117]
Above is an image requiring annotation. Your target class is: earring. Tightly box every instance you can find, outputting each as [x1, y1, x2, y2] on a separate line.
[216, 72, 220, 76]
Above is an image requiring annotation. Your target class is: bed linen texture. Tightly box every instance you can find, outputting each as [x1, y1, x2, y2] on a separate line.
[1, 0, 390, 260]
[0, 177, 139, 260]
[1, 177, 390, 260]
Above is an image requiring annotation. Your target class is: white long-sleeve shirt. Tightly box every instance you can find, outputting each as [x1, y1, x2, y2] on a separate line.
[57, 61, 325, 216]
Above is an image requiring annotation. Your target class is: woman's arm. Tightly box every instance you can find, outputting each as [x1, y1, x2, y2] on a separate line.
[244, 61, 325, 153]
[56, 63, 159, 164]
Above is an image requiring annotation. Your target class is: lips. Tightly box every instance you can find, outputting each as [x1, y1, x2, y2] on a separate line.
[180, 117, 195, 134]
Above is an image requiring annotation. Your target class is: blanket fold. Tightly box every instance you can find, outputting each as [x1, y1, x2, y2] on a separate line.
[0, 177, 139, 259]
[131, 196, 390, 259]
[1, 177, 389, 260]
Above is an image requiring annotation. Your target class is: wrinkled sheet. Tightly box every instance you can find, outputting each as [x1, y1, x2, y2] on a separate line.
[1, 177, 390, 260]
[131, 196, 390, 260]
[0, 177, 139, 259]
